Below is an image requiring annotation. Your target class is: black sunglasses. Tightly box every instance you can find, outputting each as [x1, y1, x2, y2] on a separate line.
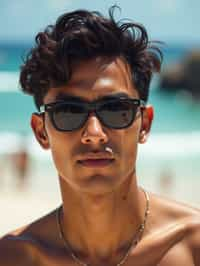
[40, 97, 145, 132]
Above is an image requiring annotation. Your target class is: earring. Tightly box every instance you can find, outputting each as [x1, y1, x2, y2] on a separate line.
[139, 130, 146, 142]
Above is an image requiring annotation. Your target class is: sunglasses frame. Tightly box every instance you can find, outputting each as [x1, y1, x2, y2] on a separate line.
[40, 97, 146, 132]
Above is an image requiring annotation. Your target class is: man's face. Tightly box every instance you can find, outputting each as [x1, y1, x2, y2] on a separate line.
[33, 57, 151, 195]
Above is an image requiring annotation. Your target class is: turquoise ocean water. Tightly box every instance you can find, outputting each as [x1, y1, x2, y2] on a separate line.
[0, 43, 199, 134]
[0, 43, 199, 193]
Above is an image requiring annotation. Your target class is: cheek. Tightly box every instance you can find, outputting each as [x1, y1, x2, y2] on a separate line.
[47, 129, 75, 176]
[117, 120, 141, 169]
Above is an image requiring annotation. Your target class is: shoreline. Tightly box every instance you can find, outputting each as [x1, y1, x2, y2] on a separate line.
[1, 171, 200, 237]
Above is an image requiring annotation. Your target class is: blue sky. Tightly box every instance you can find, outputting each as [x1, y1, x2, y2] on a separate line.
[0, 0, 200, 44]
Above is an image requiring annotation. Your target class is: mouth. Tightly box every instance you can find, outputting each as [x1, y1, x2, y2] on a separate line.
[78, 158, 115, 168]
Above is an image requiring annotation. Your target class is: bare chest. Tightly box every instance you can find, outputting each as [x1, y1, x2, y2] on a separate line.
[156, 242, 194, 266]
[32, 243, 194, 266]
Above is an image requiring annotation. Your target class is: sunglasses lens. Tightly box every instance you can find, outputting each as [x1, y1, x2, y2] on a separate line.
[51, 103, 87, 131]
[98, 100, 137, 129]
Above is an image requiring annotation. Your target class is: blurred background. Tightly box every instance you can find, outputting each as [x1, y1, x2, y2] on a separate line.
[0, 0, 200, 236]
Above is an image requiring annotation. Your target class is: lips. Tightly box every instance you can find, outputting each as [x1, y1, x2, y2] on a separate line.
[78, 158, 114, 167]
[77, 152, 114, 167]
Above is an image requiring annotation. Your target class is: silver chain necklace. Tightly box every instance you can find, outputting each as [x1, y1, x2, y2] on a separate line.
[56, 189, 150, 266]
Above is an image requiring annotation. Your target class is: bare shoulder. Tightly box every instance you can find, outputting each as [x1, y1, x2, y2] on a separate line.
[0, 208, 59, 266]
[149, 192, 200, 263]
[0, 231, 35, 266]
[150, 192, 200, 220]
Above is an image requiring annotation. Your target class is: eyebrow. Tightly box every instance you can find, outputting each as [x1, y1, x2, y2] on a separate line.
[55, 92, 131, 102]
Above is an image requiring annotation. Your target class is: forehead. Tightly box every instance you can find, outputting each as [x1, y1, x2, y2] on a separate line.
[44, 56, 139, 103]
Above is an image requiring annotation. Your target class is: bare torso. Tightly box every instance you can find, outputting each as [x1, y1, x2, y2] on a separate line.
[1, 192, 200, 266]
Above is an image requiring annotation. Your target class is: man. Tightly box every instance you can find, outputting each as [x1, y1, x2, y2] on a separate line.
[0, 7, 200, 266]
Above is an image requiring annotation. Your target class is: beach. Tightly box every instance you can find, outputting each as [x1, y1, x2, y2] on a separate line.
[1, 172, 200, 238]
[1, 135, 200, 237]
[0, 43, 200, 237]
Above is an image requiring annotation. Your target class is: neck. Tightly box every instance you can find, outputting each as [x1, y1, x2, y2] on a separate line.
[59, 172, 147, 264]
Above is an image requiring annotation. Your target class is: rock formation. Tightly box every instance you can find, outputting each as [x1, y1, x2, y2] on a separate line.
[159, 50, 200, 100]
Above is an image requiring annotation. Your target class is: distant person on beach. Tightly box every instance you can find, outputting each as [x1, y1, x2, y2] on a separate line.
[159, 168, 173, 196]
[1, 6, 200, 266]
[10, 138, 29, 190]
[0, 159, 5, 188]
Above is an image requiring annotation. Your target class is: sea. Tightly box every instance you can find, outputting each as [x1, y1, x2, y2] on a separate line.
[0, 43, 200, 204]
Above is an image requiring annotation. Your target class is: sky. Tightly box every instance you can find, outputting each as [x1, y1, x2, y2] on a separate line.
[0, 0, 200, 45]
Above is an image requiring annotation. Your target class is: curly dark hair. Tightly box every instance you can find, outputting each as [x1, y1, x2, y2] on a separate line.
[20, 6, 162, 110]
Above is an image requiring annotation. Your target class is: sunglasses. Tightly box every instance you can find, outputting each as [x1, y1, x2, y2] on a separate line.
[40, 97, 145, 132]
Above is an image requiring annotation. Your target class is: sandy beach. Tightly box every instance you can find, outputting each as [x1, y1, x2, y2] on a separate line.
[1, 163, 200, 237]
[0, 191, 61, 236]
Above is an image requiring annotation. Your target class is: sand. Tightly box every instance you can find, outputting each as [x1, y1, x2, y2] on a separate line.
[1, 167, 200, 237]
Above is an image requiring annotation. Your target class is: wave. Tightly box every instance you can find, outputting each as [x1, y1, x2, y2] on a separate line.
[0, 71, 159, 92]
[139, 132, 200, 157]
[0, 132, 199, 160]
[0, 132, 50, 159]
[0, 71, 19, 91]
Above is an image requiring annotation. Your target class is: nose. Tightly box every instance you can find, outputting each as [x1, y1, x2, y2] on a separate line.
[81, 113, 108, 145]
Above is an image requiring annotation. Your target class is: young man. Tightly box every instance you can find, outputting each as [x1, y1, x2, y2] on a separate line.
[0, 7, 200, 266]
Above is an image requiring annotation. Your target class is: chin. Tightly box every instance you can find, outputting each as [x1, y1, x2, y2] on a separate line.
[75, 173, 123, 195]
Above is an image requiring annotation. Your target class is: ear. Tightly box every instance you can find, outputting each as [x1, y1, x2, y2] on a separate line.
[31, 113, 50, 149]
[139, 105, 154, 144]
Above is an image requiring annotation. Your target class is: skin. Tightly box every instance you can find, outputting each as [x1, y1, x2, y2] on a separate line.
[0, 56, 200, 266]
